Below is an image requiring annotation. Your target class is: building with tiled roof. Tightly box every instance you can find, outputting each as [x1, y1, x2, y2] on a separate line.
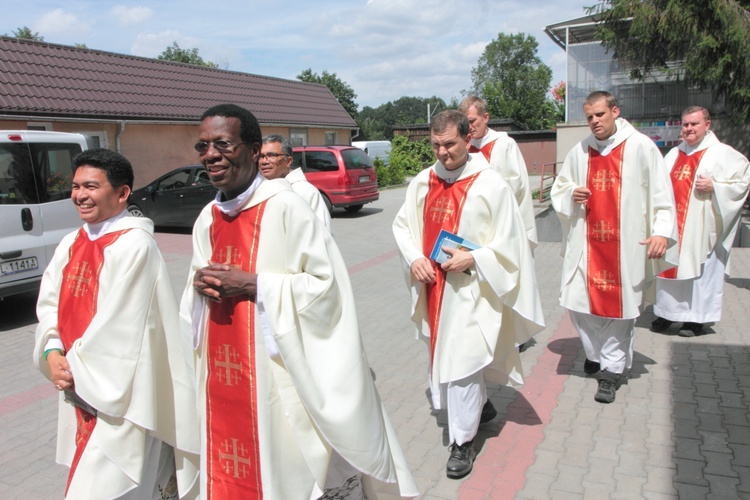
[0, 36, 357, 187]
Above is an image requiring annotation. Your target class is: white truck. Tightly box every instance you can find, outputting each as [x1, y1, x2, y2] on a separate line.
[352, 140, 391, 166]
[0, 130, 88, 299]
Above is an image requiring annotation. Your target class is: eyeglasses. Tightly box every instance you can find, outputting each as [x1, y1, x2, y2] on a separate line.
[258, 152, 289, 160]
[194, 140, 246, 154]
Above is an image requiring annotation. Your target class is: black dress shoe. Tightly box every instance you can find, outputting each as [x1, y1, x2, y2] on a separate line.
[446, 441, 476, 479]
[678, 322, 703, 337]
[480, 399, 497, 423]
[650, 317, 673, 332]
[583, 358, 601, 375]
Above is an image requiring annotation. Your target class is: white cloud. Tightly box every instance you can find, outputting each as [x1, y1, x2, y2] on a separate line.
[112, 6, 153, 26]
[131, 31, 202, 58]
[34, 9, 85, 37]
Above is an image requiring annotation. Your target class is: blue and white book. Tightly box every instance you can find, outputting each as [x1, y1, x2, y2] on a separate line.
[429, 229, 480, 265]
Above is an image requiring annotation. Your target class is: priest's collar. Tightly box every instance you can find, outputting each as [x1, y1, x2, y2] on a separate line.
[684, 130, 714, 155]
[214, 174, 263, 217]
[434, 156, 470, 183]
[594, 127, 617, 155]
[85, 209, 128, 240]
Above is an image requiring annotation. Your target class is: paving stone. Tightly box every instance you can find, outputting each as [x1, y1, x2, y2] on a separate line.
[674, 458, 710, 486]
[702, 450, 739, 478]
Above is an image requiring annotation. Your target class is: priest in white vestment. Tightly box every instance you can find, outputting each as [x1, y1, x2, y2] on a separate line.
[652, 106, 750, 337]
[551, 91, 677, 404]
[393, 110, 545, 479]
[33, 149, 199, 499]
[181, 104, 417, 500]
[458, 96, 537, 248]
[259, 133, 332, 233]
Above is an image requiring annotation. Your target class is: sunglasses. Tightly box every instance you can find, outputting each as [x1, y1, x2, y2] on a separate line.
[194, 140, 246, 154]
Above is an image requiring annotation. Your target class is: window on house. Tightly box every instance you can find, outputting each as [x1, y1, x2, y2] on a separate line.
[289, 129, 308, 146]
[325, 131, 337, 145]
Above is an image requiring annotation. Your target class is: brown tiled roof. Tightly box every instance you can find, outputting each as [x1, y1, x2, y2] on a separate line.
[0, 36, 357, 128]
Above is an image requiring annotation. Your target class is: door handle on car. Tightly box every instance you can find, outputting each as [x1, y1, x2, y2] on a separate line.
[0, 250, 22, 259]
[21, 207, 33, 231]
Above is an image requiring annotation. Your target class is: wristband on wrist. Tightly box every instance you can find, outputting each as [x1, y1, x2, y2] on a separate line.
[44, 348, 64, 360]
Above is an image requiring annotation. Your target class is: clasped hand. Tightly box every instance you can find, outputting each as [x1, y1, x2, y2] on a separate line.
[194, 261, 257, 301]
[410, 247, 475, 284]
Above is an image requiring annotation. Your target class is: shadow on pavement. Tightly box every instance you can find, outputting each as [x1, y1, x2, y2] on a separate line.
[0, 291, 38, 331]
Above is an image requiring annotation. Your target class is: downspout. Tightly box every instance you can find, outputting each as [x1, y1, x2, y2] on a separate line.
[115, 120, 126, 152]
[351, 127, 360, 143]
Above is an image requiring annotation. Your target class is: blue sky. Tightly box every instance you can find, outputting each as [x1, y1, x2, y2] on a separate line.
[1, 0, 593, 109]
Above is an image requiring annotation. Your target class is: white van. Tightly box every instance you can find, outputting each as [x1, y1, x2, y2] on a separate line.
[0, 131, 87, 299]
[352, 140, 391, 166]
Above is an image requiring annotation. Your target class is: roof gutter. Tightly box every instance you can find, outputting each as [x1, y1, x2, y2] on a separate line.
[0, 114, 358, 130]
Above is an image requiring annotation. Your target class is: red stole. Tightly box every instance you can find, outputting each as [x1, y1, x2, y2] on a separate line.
[423, 170, 479, 365]
[469, 139, 496, 162]
[660, 149, 707, 279]
[586, 143, 625, 318]
[205, 203, 266, 499]
[58, 228, 129, 494]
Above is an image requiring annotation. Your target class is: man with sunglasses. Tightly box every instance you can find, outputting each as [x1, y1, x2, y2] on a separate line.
[259, 134, 332, 232]
[181, 104, 417, 499]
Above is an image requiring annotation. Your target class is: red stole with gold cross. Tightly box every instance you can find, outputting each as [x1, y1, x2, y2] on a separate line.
[659, 149, 707, 279]
[58, 228, 129, 495]
[205, 203, 266, 499]
[469, 140, 495, 162]
[423, 170, 479, 365]
[586, 143, 625, 318]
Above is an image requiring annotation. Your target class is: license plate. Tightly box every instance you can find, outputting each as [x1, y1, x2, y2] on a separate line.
[359, 175, 370, 183]
[0, 257, 39, 276]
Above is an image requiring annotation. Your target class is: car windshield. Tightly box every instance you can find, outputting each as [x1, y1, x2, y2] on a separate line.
[341, 149, 373, 170]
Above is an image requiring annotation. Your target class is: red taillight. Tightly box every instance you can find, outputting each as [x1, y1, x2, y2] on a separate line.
[7, 134, 22, 142]
[338, 173, 350, 187]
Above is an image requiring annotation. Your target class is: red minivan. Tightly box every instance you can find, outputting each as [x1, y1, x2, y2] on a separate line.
[292, 145, 379, 213]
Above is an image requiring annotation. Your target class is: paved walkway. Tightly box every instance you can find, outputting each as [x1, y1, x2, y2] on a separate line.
[1, 185, 749, 499]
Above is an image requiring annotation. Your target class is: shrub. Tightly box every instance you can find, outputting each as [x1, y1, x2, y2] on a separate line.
[375, 157, 406, 188]
[389, 135, 435, 175]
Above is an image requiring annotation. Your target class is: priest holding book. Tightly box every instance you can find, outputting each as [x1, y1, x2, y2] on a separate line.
[392, 110, 545, 480]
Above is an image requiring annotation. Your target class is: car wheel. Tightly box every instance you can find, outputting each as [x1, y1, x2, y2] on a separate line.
[322, 194, 333, 215]
[127, 204, 145, 217]
[344, 204, 364, 213]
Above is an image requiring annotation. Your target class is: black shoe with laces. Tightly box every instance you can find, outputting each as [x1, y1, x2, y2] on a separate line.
[650, 317, 673, 332]
[446, 441, 476, 479]
[583, 359, 601, 375]
[678, 322, 703, 337]
[480, 399, 497, 423]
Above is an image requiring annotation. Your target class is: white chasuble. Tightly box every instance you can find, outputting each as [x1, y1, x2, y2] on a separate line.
[183, 178, 417, 500]
[393, 155, 544, 391]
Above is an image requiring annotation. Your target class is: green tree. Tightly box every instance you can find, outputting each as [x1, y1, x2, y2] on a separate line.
[591, 0, 750, 122]
[297, 69, 358, 119]
[470, 33, 556, 129]
[357, 96, 448, 140]
[9, 26, 44, 41]
[157, 42, 218, 68]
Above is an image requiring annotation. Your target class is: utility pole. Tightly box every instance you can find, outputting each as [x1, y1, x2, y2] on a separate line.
[427, 103, 440, 124]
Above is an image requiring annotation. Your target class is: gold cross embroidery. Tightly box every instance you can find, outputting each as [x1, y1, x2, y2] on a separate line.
[430, 197, 454, 223]
[66, 261, 93, 297]
[592, 270, 617, 292]
[220, 438, 251, 478]
[675, 164, 693, 181]
[592, 170, 616, 191]
[216, 245, 242, 266]
[215, 344, 242, 386]
[592, 221, 616, 242]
